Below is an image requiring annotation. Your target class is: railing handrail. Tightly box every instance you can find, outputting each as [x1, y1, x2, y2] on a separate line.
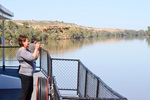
[51, 58, 79, 61]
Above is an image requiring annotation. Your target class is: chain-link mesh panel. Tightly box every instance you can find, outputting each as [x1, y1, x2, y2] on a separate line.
[40, 49, 48, 75]
[78, 61, 126, 99]
[98, 81, 120, 99]
[86, 72, 98, 97]
[0, 46, 19, 67]
[78, 63, 86, 97]
[5, 47, 18, 60]
[52, 59, 78, 90]
[5, 47, 19, 66]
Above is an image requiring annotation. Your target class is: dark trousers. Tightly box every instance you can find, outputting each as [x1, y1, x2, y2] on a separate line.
[19, 74, 33, 100]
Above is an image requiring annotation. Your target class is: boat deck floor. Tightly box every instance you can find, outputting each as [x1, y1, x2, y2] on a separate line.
[0, 68, 45, 100]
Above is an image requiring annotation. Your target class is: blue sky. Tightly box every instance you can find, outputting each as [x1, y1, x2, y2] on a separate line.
[0, 0, 150, 30]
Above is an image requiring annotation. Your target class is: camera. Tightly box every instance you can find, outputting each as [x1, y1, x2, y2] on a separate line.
[40, 44, 44, 46]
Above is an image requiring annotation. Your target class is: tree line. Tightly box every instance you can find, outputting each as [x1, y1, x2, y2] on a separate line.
[0, 20, 148, 43]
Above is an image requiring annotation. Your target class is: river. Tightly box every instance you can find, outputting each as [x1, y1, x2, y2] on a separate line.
[2, 37, 150, 100]
[44, 37, 150, 100]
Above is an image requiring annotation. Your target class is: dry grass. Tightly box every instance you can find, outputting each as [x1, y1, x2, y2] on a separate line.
[12, 20, 124, 32]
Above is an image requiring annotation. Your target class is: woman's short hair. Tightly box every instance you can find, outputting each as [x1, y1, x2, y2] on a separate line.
[17, 35, 28, 47]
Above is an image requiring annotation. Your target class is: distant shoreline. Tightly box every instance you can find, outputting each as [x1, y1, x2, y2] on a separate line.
[2, 20, 147, 42]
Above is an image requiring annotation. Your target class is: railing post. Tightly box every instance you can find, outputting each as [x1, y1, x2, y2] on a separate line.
[40, 48, 42, 71]
[84, 70, 88, 97]
[50, 58, 52, 78]
[96, 79, 99, 98]
[49, 56, 52, 89]
[77, 60, 80, 95]
[47, 52, 50, 76]
[2, 20, 5, 71]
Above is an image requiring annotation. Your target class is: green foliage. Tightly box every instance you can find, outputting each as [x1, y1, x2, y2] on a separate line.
[0, 20, 148, 42]
[0, 21, 2, 29]
[0, 29, 2, 37]
[5, 30, 12, 41]
[23, 22, 29, 28]
[7, 21, 18, 34]
[41, 32, 49, 41]
[147, 26, 150, 36]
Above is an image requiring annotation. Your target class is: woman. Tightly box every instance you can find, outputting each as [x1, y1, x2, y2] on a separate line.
[17, 35, 40, 100]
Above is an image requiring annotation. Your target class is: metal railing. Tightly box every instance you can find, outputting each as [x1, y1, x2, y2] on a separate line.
[0, 46, 127, 100]
[40, 48, 127, 100]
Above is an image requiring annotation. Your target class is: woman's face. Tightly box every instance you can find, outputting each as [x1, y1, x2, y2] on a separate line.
[22, 38, 29, 48]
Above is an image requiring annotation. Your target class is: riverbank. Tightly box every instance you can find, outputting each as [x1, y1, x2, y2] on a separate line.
[0, 20, 147, 42]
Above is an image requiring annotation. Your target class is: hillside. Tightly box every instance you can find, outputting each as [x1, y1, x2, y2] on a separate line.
[13, 20, 124, 33]
[1, 20, 146, 42]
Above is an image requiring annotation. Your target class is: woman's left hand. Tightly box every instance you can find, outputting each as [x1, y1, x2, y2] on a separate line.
[35, 42, 40, 49]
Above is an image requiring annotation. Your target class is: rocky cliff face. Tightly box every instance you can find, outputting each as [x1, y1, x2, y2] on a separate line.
[41, 26, 70, 33]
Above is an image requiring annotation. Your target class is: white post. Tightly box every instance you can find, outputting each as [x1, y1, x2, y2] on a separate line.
[2, 20, 5, 71]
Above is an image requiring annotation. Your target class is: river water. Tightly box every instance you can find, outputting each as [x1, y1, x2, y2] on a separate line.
[45, 37, 150, 100]
[2, 37, 150, 100]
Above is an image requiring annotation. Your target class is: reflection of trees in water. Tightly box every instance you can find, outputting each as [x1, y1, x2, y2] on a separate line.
[0, 36, 146, 59]
[0, 47, 18, 60]
[146, 37, 150, 46]
[42, 37, 146, 55]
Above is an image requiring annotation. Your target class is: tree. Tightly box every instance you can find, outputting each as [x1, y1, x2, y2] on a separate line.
[41, 32, 49, 40]
[23, 22, 29, 28]
[147, 26, 150, 36]
[0, 29, 2, 37]
[7, 21, 18, 34]
[5, 30, 12, 41]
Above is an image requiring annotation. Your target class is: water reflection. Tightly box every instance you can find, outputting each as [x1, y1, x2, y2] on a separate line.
[0, 48, 18, 60]
[41, 37, 145, 55]
[146, 37, 150, 46]
[1, 37, 146, 59]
